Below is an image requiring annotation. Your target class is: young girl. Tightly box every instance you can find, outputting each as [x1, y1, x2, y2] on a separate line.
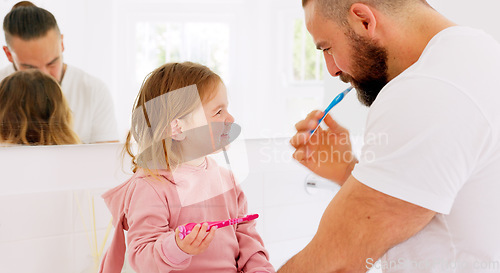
[99, 62, 274, 273]
[0, 69, 80, 145]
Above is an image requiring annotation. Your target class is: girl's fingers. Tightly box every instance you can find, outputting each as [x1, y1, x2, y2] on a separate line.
[183, 224, 201, 244]
[199, 226, 217, 249]
[191, 223, 209, 247]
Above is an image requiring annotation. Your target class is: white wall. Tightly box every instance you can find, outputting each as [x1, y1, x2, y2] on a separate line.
[0, 144, 130, 272]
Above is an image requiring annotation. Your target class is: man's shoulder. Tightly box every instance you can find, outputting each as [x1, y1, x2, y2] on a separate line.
[64, 64, 106, 84]
[62, 64, 108, 92]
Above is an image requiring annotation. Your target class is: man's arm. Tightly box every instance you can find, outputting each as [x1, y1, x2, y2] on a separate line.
[278, 175, 436, 273]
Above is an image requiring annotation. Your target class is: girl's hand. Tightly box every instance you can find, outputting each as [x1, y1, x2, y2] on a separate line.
[175, 223, 217, 255]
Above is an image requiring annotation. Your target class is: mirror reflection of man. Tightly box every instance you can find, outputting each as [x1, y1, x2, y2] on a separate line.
[1, 1, 118, 143]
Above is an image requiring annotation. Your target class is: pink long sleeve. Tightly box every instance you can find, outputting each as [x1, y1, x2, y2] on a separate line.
[126, 179, 192, 273]
[101, 158, 274, 273]
[235, 187, 276, 273]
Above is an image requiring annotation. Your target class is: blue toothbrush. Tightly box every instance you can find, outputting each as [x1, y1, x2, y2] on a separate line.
[309, 86, 353, 136]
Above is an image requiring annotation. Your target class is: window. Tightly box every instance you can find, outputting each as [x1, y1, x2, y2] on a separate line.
[113, 1, 327, 139]
[292, 18, 324, 83]
[135, 22, 230, 84]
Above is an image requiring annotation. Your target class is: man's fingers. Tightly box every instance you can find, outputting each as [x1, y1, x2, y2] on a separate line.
[295, 111, 323, 131]
[294, 119, 317, 132]
[307, 110, 323, 119]
[293, 146, 314, 162]
[323, 114, 346, 134]
[292, 112, 326, 147]
[290, 132, 310, 148]
[293, 149, 306, 162]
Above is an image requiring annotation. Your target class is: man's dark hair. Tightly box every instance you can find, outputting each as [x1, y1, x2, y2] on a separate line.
[3, 1, 60, 45]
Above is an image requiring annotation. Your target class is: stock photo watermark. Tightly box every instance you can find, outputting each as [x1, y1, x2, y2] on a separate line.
[366, 258, 500, 271]
[257, 132, 389, 165]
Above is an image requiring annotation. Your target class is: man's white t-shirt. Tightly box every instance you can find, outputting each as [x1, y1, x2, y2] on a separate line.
[0, 64, 118, 143]
[352, 26, 500, 272]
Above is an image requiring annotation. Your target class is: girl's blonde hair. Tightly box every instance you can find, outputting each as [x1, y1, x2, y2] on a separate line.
[125, 62, 222, 173]
[0, 69, 80, 145]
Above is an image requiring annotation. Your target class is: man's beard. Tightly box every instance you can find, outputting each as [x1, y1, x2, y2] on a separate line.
[339, 30, 389, 107]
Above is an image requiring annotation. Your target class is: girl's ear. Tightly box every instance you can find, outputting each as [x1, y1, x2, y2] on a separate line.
[170, 119, 186, 141]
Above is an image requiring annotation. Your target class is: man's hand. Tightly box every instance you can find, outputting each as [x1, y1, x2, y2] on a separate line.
[290, 110, 357, 185]
[175, 223, 217, 255]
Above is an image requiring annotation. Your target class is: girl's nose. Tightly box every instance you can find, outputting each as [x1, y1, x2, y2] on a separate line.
[225, 113, 234, 125]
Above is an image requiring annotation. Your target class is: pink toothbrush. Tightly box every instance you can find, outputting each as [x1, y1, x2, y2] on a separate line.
[178, 214, 259, 239]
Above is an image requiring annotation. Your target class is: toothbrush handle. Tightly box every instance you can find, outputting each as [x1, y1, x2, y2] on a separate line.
[178, 221, 227, 240]
[310, 86, 353, 135]
[177, 215, 257, 239]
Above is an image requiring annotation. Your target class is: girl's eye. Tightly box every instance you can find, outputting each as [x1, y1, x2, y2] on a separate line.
[215, 110, 222, 116]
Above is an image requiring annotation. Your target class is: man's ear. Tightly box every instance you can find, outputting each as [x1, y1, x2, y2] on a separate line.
[348, 3, 378, 38]
[170, 119, 185, 141]
[3, 46, 14, 63]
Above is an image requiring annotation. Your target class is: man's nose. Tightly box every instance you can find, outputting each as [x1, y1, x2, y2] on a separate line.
[323, 51, 342, 77]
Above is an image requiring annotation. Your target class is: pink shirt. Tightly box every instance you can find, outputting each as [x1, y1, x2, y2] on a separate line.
[99, 157, 274, 273]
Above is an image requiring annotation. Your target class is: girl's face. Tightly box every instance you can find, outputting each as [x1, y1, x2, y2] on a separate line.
[183, 81, 234, 145]
[171, 81, 236, 165]
[202, 81, 234, 135]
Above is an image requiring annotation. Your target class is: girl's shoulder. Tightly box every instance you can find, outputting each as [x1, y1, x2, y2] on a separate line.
[133, 168, 176, 189]
[124, 170, 177, 205]
[103, 169, 173, 200]
[102, 169, 176, 228]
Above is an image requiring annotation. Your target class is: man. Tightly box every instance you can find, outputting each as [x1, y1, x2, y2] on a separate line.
[281, 0, 500, 272]
[1, 1, 118, 143]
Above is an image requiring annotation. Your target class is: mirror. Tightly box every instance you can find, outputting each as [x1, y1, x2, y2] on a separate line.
[0, 0, 326, 142]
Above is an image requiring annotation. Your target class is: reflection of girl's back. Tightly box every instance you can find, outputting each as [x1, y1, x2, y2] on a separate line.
[0, 69, 80, 145]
